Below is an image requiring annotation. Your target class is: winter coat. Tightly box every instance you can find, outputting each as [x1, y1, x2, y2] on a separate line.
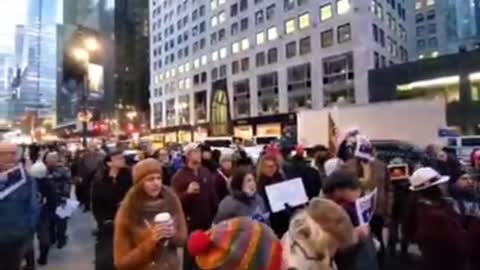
[284, 156, 322, 199]
[114, 186, 187, 270]
[404, 198, 468, 270]
[213, 168, 231, 202]
[214, 191, 269, 224]
[0, 172, 39, 244]
[171, 166, 218, 230]
[38, 166, 71, 211]
[92, 168, 133, 228]
[342, 159, 393, 220]
[258, 173, 296, 237]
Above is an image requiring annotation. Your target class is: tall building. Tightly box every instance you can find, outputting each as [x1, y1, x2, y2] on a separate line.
[414, 0, 480, 59]
[115, 0, 150, 125]
[149, 0, 412, 143]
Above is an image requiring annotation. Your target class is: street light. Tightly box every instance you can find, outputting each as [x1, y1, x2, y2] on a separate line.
[71, 36, 100, 148]
[126, 111, 138, 121]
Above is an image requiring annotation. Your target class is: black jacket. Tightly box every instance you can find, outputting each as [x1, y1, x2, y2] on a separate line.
[91, 168, 133, 227]
[38, 166, 71, 210]
[284, 156, 322, 199]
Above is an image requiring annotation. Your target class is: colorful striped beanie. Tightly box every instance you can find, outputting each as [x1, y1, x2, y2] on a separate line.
[187, 217, 283, 270]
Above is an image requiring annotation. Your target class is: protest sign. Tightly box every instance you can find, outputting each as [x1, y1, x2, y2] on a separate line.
[0, 165, 27, 200]
[265, 178, 308, 213]
[355, 188, 378, 225]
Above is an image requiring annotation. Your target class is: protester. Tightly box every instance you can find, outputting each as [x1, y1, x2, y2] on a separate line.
[91, 150, 132, 270]
[76, 143, 105, 212]
[257, 154, 292, 237]
[339, 133, 392, 266]
[172, 143, 218, 270]
[324, 157, 344, 177]
[214, 167, 269, 224]
[213, 153, 233, 202]
[311, 144, 330, 179]
[404, 167, 468, 270]
[424, 144, 463, 184]
[200, 143, 217, 173]
[156, 148, 175, 186]
[114, 158, 187, 270]
[322, 169, 379, 270]
[284, 144, 322, 199]
[0, 143, 40, 270]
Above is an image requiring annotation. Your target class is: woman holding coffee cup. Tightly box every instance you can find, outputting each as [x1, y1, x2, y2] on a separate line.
[114, 158, 187, 270]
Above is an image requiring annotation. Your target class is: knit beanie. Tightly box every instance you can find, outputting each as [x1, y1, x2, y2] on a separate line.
[187, 217, 283, 270]
[132, 158, 162, 185]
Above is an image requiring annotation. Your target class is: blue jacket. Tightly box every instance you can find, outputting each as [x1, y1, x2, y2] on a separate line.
[0, 174, 40, 244]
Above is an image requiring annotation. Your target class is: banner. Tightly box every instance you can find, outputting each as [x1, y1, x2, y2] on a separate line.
[0, 165, 27, 200]
[355, 188, 378, 225]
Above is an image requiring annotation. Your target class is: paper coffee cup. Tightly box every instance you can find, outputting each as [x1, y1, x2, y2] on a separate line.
[154, 212, 172, 223]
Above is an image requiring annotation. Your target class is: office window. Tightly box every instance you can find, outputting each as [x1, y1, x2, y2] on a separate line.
[338, 23, 351, 43]
[220, 47, 227, 58]
[241, 38, 250, 50]
[372, 24, 378, 42]
[284, 0, 295, 11]
[200, 38, 206, 49]
[240, 18, 249, 31]
[337, 0, 351, 15]
[321, 29, 334, 48]
[416, 0, 422, 10]
[374, 51, 380, 69]
[233, 79, 251, 118]
[299, 13, 311, 29]
[166, 98, 176, 126]
[231, 22, 239, 35]
[286, 41, 297, 58]
[178, 94, 190, 125]
[211, 16, 218, 27]
[426, 9, 435, 20]
[266, 4, 276, 20]
[212, 51, 219, 61]
[210, 0, 217, 10]
[416, 25, 425, 36]
[211, 32, 217, 45]
[241, 57, 250, 71]
[267, 27, 278, 40]
[231, 3, 238, 17]
[199, 5, 206, 16]
[267, 47, 278, 64]
[219, 0, 225, 5]
[219, 11, 226, 23]
[211, 67, 219, 80]
[287, 63, 312, 111]
[285, 19, 296, 34]
[416, 13, 424, 23]
[185, 62, 191, 72]
[426, 0, 435, 6]
[256, 31, 266, 45]
[194, 58, 200, 69]
[232, 42, 240, 53]
[427, 24, 436, 34]
[255, 10, 265, 25]
[379, 28, 385, 47]
[220, 65, 227, 78]
[256, 52, 266, 67]
[200, 21, 206, 33]
[240, 0, 248, 11]
[320, 4, 333, 21]
[219, 29, 226, 41]
[428, 37, 437, 48]
[258, 72, 279, 115]
[232, 61, 240, 74]
[255, 0, 263, 4]
[192, 25, 198, 36]
[299, 36, 311, 55]
[417, 39, 425, 50]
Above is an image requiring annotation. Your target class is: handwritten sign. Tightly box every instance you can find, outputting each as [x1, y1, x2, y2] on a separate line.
[355, 188, 378, 225]
[265, 178, 308, 213]
[0, 165, 27, 200]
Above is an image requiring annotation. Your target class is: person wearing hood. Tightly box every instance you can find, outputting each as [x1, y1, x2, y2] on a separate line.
[200, 143, 218, 173]
[214, 167, 269, 224]
[114, 158, 187, 270]
[213, 153, 233, 202]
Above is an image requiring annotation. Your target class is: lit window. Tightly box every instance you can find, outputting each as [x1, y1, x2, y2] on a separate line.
[241, 38, 250, 50]
[298, 13, 311, 29]
[256, 31, 266, 44]
[179, 80, 185, 89]
[219, 0, 225, 5]
[201, 55, 208, 65]
[212, 51, 219, 61]
[431, 51, 439, 58]
[166, 70, 171, 78]
[185, 78, 191, 89]
[185, 62, 191, 72]
[336, 0, 351, 15]
[210, 0, 217, 10]
[267, 27, 278, 40]
[232, 42, 240, 53]
[179, 65, 184, 73]
[171, 69, 176, 77]
[194, 58, 200, 68]
[219, 11, 226, 23]
[285, 19, 296, 34]
[426, 0, 435, 6]
[159, 73, 164, 80]
[415, 0, 422, 10]
[320, 4, 333, 21]
[419, 54, 425, 59]
[211, 16, 218, 27]
[220, 47, 227, 58]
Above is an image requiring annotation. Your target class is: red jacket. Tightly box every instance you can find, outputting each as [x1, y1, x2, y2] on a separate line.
[171, 166, 218, 230]
[404, 199, 468, 270]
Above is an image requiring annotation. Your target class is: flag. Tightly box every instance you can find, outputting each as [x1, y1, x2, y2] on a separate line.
[328, 113, 338, 157]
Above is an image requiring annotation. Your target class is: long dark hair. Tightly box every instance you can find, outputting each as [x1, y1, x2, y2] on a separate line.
[230, 167, 254, 193]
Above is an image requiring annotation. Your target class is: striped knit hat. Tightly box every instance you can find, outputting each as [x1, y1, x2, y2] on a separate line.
[187, 217, 282, 270]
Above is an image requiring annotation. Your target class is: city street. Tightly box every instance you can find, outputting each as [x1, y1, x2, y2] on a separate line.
[41, 211, 95, 270]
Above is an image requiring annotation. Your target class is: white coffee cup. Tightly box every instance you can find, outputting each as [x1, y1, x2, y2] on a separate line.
[154, 212, 172, 224]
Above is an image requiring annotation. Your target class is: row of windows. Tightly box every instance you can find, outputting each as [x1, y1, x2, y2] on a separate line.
[416, 0, 435, 10]
[417, 37, 438, 50]
[416, 9, 435, 23]
[416, 24, 436, 37]
[254, 4, 276, 25]
[371, 0, 406, 22]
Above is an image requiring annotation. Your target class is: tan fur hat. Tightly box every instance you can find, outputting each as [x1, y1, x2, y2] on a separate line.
[132, 158, 163, 185]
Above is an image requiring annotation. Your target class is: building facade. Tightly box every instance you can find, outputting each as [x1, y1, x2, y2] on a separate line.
[413, 0, 480, 59]
[369, 49, 480, 134]
[149, 0, 412, 143]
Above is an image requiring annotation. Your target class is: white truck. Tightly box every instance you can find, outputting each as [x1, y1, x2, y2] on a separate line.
[297, 99, 447, 148]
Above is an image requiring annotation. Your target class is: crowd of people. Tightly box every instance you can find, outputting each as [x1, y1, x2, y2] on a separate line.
[0, 129, 480, 270]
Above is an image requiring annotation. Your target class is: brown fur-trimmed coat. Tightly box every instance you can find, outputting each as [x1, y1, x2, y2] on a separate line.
[114, 186, 187, 270]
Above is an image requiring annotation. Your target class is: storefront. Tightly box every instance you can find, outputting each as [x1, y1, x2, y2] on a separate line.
[232, 113, 297, 139]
